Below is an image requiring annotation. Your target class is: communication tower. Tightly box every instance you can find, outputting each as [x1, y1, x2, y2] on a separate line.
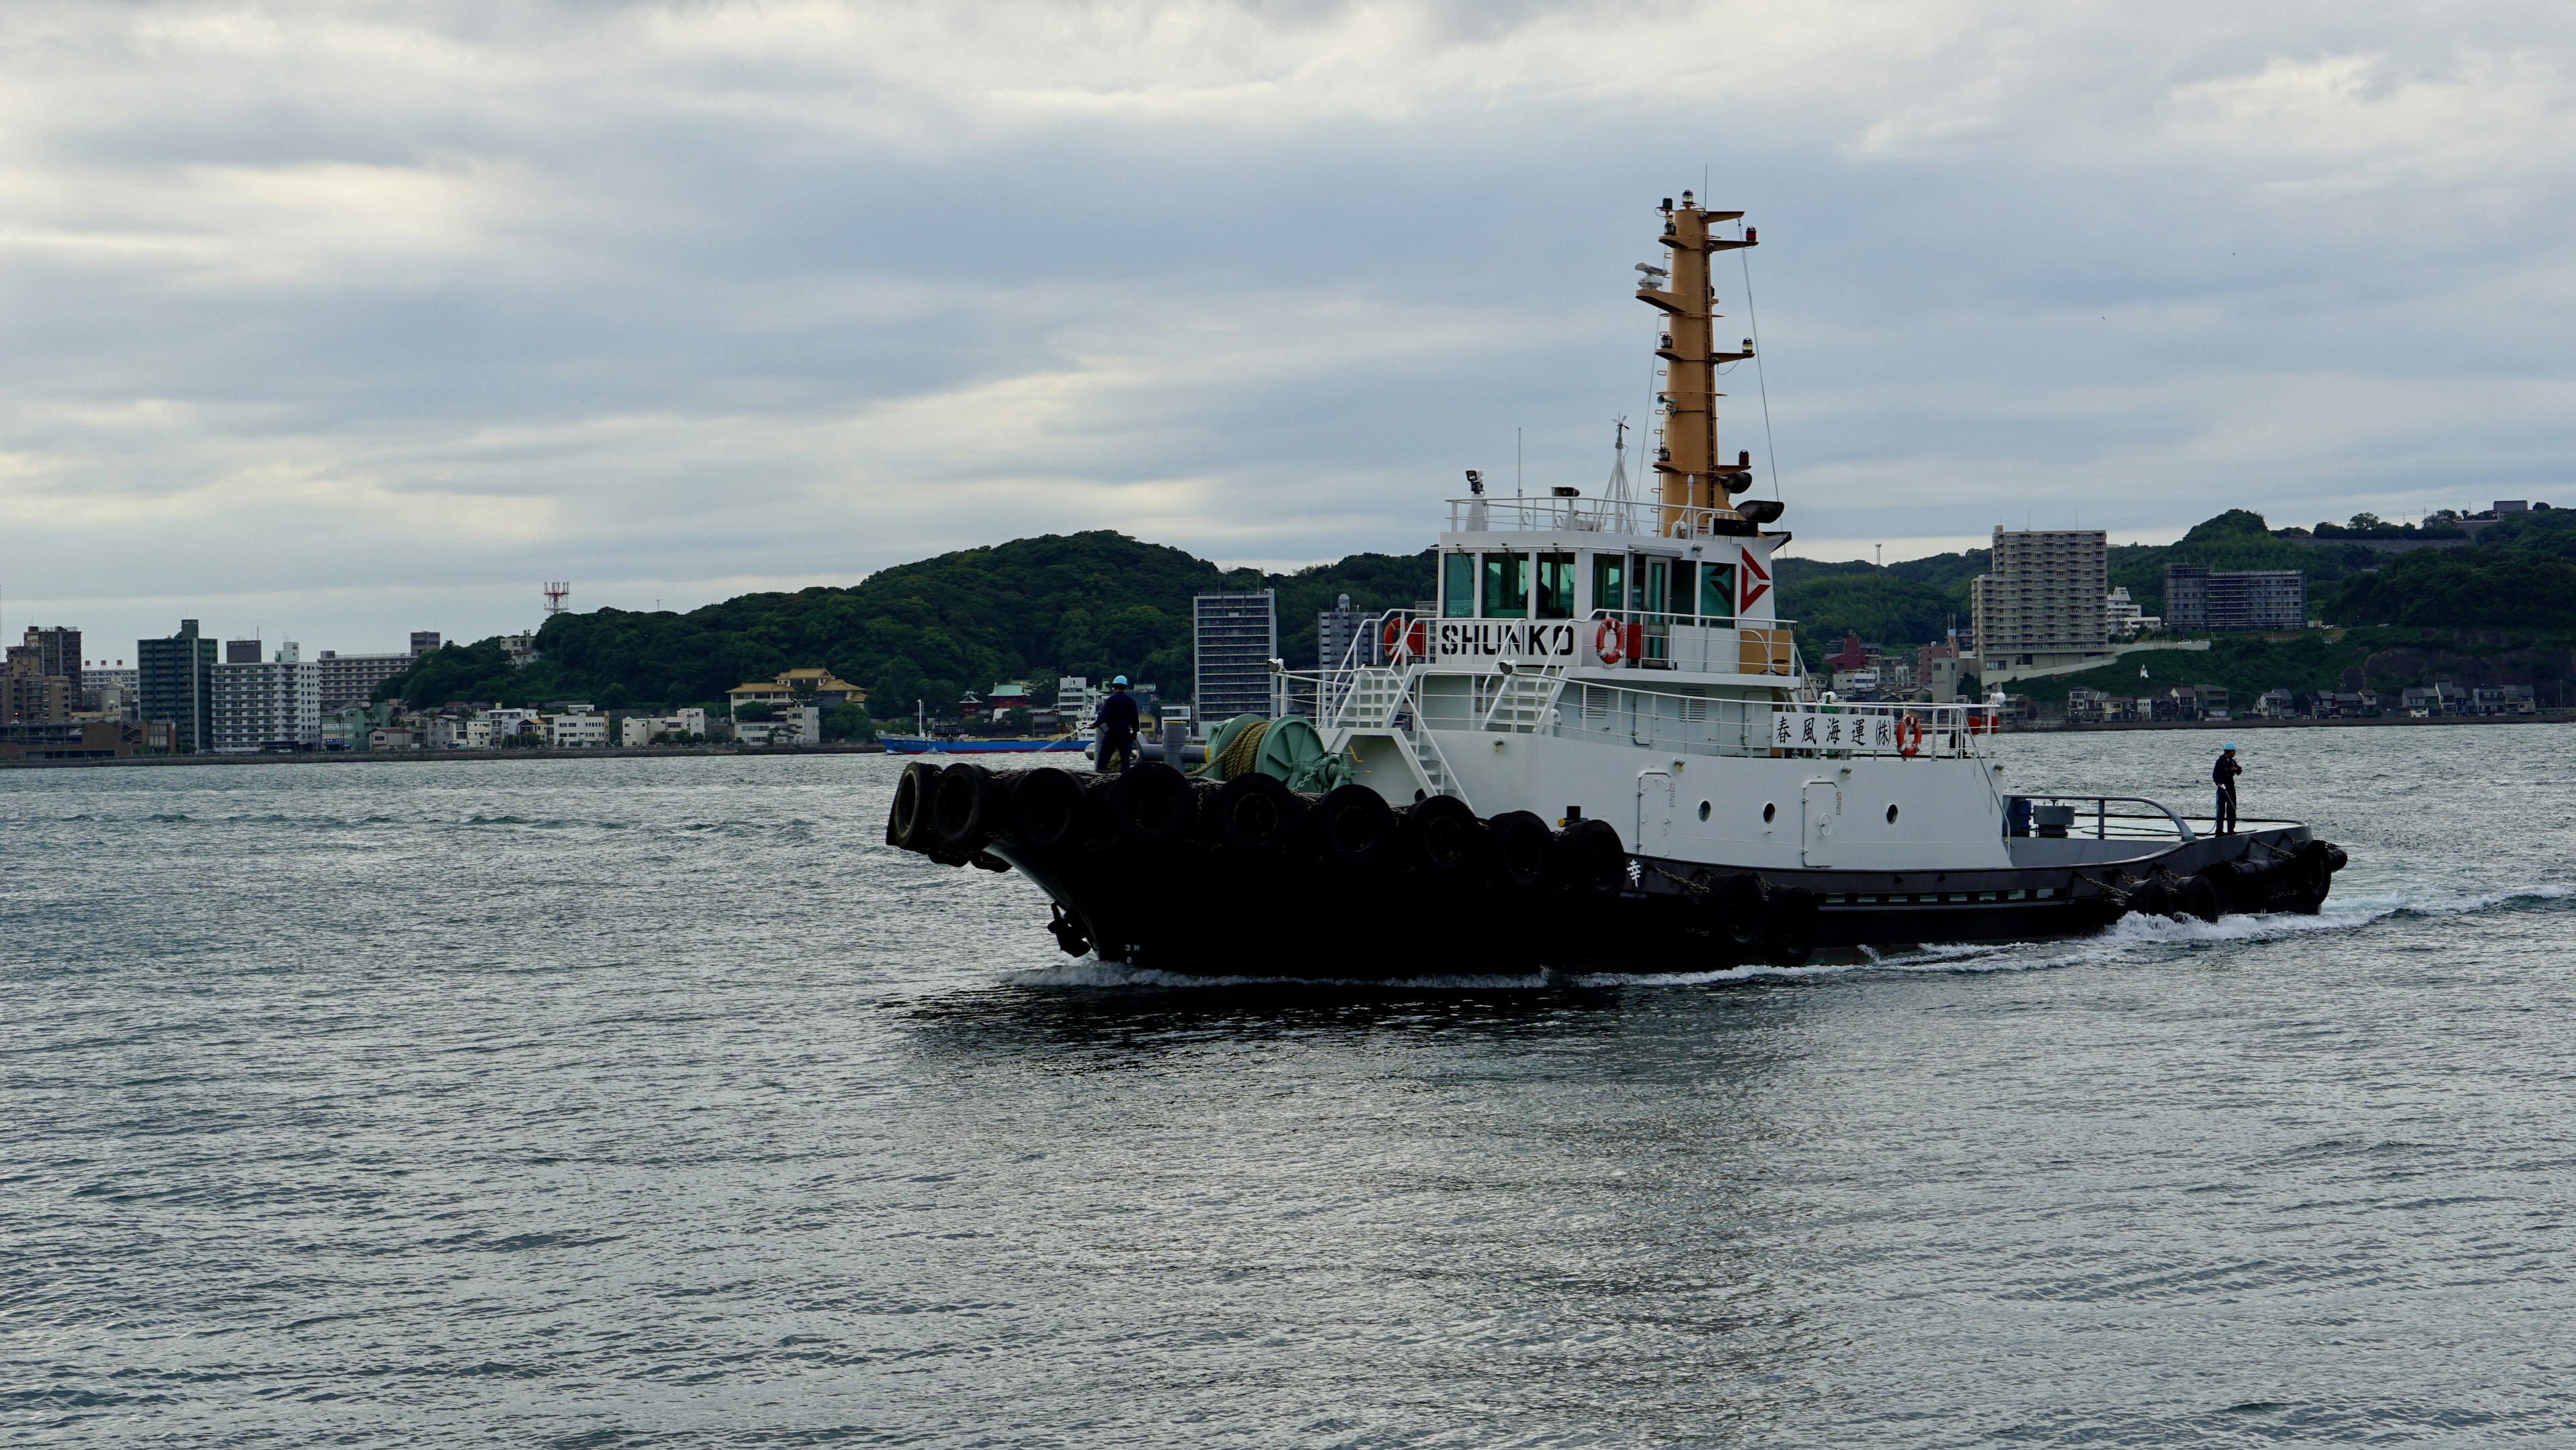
[543, 582, 571, 617]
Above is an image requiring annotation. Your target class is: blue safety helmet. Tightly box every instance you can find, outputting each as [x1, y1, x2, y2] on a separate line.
[1112, 675, 1129, 686]
[2222, 742, 2237, 751]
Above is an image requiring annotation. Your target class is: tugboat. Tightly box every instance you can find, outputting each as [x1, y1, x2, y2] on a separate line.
[886, 192, 2346, 975]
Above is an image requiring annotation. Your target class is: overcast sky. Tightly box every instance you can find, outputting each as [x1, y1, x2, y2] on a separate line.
[7, 1, 2573, 660]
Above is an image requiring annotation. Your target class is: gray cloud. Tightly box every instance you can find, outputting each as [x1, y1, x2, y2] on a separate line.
[4, 1, 2573, 655]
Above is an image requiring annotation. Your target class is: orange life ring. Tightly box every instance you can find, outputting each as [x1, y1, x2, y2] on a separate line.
[1379, 617, 1427, 661]
[1594, 618, 1625, 664]
[1896, 713, 1923, 758]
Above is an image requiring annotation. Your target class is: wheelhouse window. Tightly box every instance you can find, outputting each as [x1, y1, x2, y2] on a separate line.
[1672, 560, 1698, 621]
[1482, 552, 1529, 618]
[1700, 562, 1736, 622]
[1535, 553, 1576, 619]
[1591, 554, 1625, 615]
[1442, 553, 1475, 618]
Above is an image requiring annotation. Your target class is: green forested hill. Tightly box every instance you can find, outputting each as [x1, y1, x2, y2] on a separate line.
[383, 532, 1434, 715]
[382, 509, 2576, 716]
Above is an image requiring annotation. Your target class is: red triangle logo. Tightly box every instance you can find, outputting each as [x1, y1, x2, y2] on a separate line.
[1739, 548, 1772, 613]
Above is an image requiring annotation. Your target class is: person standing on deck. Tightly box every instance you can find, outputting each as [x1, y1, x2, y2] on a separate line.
[1096, 676, 1140, 775]
[2212, 743, 2242, 834]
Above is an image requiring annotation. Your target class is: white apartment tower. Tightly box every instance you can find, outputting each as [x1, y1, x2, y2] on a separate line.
[1972, 529, 2111, 679]
[209, 642, 322, 752]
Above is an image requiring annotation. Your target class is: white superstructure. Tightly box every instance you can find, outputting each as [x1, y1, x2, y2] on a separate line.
[1281, 192, 2017, 878]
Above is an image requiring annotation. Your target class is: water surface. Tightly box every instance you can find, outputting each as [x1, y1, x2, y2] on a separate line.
[5, 727, 2572, 1445]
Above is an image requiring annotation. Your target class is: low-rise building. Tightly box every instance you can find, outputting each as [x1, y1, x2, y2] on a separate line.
[727, 668, 865, 717]
[547, 710, 608, 748]
[369, 727, 419, 750]
[467, 709, 540, 747]
[619, 707, 708, 746]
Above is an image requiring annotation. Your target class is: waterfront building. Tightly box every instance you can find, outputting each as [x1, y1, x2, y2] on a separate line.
[210, 642, 321, 752]
[1194, 590, 1277, 722]
[546, 710, 608, 748]
[138, 619, 219, 753]
[369, 727, 419, 750]
[2163, 564, 2305, 632]
[427, 715, 466, 749]
[727, 668, 866, 717]
[3, 673, 72, 723]
[466, 709, 540, 747]
[411, 631, 442, 655]
[315, 648, 420, 710]
[6, 627, 82, 698]
[1970, 529, 2110, 675]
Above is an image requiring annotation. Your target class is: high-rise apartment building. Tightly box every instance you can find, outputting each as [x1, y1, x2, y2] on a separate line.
[138, 620, 219, 754]
[1970, 529, 2110, 676]
[411, 631, 443, 655]
[315, 649, 419, 709]
[5, 627, 82, 697]
[1194, 590, 1278, 722]
[210, 641, 321, 753]
[2163, 565, 2305, 632]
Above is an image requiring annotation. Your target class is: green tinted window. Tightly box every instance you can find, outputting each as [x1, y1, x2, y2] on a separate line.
[1592, 554, 1625, 613]
[1482, 553, 1529, 618]
[1672, 561, 1698, 619]
[1701, 562, 1735, 620]
[1442, 553, 1475, 617]
[1535, 553, 1576, 619]
[1642, 558, 1669, 615]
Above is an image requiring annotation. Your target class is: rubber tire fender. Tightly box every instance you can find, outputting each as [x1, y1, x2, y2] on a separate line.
[1105, 761, 1195, 851]
[1315, 784, 1398, 872]
[1713, 873, 1765, 949]
[888, 760, 938, 850]
[2134, 879, 2177, 919]
[1005, 767, 1090, 853]
[929, 762, 996, 856]
[1213, 772, 1303, 855]
[2181, 873, 2224, 923]
[1403, 794, 1485, 878]
[1487, 811, 1557, 893]
[1560, 819, 1627, 906]
[1762, 886, 1819, 965]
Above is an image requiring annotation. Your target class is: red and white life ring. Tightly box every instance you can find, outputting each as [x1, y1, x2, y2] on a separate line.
[1896, 713, 1924, 758]
[1379, 617, 1427, 661]
[1594, 618, 1625, 664]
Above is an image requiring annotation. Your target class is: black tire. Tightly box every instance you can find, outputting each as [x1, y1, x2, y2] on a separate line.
[1763, 886, 1818, 965]
[1715, 874, 1765, 949]
[2135, 879, 2177, 919]
[888, 760, 938, 850]
[1105, 761, 1194, 851]
[1315, 784, 1398, 872]
[1214, 772, 1303, 855]
[2182, 873, 2224, 923]
[1005, 767, 1089, 853]
[1560, 819, 1627, 906]
[929, 762, 995, 855]
[1404, 794, 1485, 878]
[1487, 811, 1556, 893]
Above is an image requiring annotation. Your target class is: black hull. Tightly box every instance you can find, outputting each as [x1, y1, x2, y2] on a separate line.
[892, 763, 2348, 979]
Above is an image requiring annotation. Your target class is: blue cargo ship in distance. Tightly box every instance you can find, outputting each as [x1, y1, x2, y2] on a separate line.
[881, 735, 1085, 756]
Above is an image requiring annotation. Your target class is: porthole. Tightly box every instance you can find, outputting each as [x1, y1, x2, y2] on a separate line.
[1762, 802, 1777, 823]
[1698, 800, 1712, 822]
[1886, 803, 1900, 824]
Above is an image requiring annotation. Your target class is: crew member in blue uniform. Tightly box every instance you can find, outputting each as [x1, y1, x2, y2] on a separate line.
[1097, 675, 1140, 774]
[2212, 743, 2242, 834]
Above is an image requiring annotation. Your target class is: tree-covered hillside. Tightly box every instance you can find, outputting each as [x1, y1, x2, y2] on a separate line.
[382, 532, 1434, 715]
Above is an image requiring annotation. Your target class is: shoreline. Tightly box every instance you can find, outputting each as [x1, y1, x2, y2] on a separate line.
[2, 742, 891, 770]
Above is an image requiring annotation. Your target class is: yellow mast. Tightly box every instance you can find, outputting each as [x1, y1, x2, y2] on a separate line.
[1635, 191, 1756, 529]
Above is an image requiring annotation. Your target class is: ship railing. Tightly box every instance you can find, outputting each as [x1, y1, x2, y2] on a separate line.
[1581, 607, 1801, 678]
[1445, 497, 1765, 540]
[1558, 690, 2000, 759]
[2004, 794, 2199, 843]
